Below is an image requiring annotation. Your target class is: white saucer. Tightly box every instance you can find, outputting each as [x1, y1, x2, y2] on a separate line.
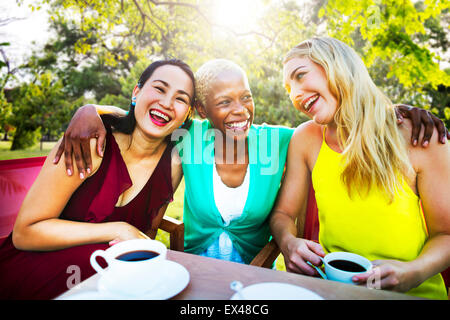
[62, 260, 189, 300]
[230, 282, 323, 300]
[99, 260, 190, 300]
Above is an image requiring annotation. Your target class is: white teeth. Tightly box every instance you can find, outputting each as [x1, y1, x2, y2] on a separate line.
[150, 110, 170, 122]
[304, 95, 319, 111]
[227, 120, 248, 128]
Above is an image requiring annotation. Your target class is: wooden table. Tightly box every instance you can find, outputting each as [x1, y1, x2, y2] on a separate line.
[57, 250, 422, 300]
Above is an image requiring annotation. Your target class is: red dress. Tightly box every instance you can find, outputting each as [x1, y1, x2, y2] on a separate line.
[0, 129, 174, 299]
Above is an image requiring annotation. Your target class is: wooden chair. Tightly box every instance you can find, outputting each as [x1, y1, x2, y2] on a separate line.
[0, 156, 184, 251]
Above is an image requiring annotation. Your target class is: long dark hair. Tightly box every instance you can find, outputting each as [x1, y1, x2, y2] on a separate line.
[101, 59, 195, 137]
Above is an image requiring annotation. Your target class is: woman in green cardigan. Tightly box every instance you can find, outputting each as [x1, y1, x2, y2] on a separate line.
[176, 59, 293, 263]
[54, 59, 447, 265]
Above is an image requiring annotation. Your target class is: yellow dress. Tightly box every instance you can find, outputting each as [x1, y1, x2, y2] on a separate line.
[311, 129, 447, 300]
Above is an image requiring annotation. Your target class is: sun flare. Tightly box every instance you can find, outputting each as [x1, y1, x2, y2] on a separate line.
[211, 0, 265, 33]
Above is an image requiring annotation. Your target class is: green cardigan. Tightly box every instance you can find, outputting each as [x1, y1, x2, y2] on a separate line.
[174, 119, 294, 263]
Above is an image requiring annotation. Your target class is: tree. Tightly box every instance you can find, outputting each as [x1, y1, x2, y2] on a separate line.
[9, 72, 73, 150]
[320, 0, 450, 103]
[5, 0, 447, 151]
[0, 89, 13, 140]
[36, 0, 315, 126]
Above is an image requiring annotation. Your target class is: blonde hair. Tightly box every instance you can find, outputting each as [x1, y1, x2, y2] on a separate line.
[195, 59, 246, 106]
[284, 37, 413, 201]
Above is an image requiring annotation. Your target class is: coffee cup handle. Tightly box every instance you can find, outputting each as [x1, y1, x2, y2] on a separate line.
[307, 259, 328, 280]
[90, 250, 110, 275]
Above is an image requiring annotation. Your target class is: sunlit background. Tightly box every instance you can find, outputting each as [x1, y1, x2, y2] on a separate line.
[1, 0, 449, 143]
[211, 0, 266, 32]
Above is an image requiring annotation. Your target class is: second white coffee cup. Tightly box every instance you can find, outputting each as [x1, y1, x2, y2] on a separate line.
[323, 251, 372, 284]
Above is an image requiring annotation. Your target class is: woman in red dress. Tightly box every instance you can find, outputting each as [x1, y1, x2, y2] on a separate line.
[0, 59, 195, 299]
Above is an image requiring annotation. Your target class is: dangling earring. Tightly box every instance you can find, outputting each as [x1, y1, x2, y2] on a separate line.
[131, 96, 136, 106]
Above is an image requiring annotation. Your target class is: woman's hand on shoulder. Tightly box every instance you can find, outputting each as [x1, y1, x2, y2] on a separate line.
[53, 104, 107, 179]
[55, 135, 104, 180]
[395, 104, 449, 147]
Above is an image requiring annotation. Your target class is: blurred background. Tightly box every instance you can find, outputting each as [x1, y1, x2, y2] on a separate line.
[0, 0, 449, 157]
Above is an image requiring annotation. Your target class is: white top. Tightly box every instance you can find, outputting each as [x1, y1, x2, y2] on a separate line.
[201, 162, 249, 262]
[213, 161, 250, 225]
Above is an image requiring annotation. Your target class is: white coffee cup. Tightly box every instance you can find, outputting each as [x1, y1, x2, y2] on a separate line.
[322, 251, 372, 284]
[90, 239, 167, 297]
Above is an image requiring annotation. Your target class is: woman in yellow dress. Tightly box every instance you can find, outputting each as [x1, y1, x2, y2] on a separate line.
[270, 37, 449, 299]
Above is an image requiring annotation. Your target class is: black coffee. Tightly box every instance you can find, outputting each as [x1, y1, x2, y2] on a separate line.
[116, 250, 159, 262]
[328, 259, 366, 272]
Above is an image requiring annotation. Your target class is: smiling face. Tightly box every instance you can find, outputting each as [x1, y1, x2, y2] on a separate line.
[133, 64, 194, 139]
[283, 56, 338, 125]
[198, 69, 254, 141]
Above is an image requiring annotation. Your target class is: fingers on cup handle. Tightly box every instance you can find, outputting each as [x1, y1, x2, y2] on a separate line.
[307, 240, 325, 259]
[290, 257, 317, 276]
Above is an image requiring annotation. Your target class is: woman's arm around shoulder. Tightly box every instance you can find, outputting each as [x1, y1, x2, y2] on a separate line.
[53, 104, 125, 178]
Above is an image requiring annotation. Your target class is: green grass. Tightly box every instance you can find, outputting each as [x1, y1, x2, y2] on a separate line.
[0, 140, 57, 160]
[0, 140, 286, 271]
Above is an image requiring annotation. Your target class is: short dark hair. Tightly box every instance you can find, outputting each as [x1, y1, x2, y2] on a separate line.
[101, 59, 195, 136]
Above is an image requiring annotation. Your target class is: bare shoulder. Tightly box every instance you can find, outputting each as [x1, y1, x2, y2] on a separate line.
[291, 120, 323, 146]
[399, 119, 450, 170]
[289, 121, 324, 167]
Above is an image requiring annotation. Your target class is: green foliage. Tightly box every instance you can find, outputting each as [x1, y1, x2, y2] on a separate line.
[320, 0, 450, 124]
[322, 0, 450, 89]
[9, 72, 72, 150]
[3, 0, 449, 150]
[0, 90, 12, 127]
